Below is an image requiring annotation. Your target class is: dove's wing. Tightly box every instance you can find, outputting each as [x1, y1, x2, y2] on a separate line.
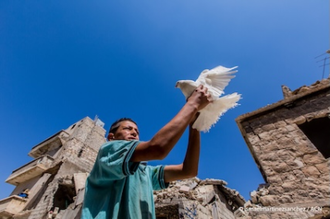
[193, 92, 241, 132]
[197, 66, 238, 97]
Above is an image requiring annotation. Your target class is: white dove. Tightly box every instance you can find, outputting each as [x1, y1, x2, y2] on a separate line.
[175, 66, 241, 132]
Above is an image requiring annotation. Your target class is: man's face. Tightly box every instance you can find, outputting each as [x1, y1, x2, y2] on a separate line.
[112, 120, 140, 141]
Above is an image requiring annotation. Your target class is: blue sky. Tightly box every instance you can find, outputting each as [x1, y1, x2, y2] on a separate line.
[0, 1, 328, 201]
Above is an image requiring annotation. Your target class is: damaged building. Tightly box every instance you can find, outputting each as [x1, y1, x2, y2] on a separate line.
[0, 77, 329, 218]
[0, 117, 107, 219]
[235, 77, 330, 219]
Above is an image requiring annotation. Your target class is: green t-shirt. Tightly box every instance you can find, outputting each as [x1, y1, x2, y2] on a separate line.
[81, 140, 168, 219]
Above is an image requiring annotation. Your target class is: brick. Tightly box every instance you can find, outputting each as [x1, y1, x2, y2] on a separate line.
[293, 116, 306, 125]
[303, 153, 325, 165]
[315, 162, 330, 174]
[259, 195, 279, 206]
[301, 166, 321, 177]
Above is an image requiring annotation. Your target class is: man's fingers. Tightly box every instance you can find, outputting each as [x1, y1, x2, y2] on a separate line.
[196, 84, 208, 93]
[200, 85, 209, 97]
[207, 93, 213, 102]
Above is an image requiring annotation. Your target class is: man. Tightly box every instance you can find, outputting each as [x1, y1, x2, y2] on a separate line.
[82, 85, 211, 219]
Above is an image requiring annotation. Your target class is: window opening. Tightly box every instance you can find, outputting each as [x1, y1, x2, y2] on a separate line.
[52, 184, 76, 211]
[298, 117, 330, 158]
[78, 149, 83, 158]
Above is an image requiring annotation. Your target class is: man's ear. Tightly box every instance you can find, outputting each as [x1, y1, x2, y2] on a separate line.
[107, 133, 115, 141]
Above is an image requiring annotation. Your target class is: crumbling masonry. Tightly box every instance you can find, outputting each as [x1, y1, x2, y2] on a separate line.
[235, 78, 330, 219]
[0, 77, 329, 219]
[0, 117, 106, 219]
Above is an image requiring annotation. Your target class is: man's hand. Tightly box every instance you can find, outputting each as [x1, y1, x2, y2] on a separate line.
[187, 85, 212, 112]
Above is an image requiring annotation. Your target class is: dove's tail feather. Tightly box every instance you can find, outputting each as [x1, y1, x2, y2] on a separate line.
[192, 93, 241, 132]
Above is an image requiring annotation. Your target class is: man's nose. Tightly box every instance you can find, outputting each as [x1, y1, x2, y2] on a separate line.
[131, 130, 137, 136]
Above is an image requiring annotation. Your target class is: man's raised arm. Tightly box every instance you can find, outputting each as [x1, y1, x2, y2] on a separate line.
[163, 123, 201, 182]
[130, 85, 211, 162]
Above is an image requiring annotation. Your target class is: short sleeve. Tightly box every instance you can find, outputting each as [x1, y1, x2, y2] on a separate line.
[147, 165, 169, 191]
[90, 140, 141, 183]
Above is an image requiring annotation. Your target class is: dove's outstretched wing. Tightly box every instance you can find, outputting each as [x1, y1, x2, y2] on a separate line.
[192, 93, 241, 132]
[197, 66, 238, 97]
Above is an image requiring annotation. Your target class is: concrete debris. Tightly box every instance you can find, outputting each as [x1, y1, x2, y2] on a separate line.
[154, 177, 245, 218]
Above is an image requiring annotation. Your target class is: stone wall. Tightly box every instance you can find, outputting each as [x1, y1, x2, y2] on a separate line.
[236, 78, 330, 219]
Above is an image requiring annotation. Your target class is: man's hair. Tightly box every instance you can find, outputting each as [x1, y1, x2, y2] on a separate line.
[109, 118, 137, 134]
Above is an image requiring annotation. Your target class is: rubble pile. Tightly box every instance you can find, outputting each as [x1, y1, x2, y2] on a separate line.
[154, 177, 245, 219]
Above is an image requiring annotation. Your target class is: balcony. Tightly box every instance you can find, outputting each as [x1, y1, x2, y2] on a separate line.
[29, 130, 69, 158]
[6, 155, 54, 185]
[0, 195, 27, 218]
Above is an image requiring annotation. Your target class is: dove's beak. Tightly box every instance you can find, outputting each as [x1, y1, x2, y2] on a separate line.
[175, 81, 180, 88]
